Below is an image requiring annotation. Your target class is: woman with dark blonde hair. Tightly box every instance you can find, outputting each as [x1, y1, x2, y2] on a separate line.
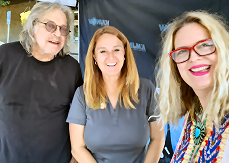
[157, 11, 229, 162]
[67, 26, 164, 163]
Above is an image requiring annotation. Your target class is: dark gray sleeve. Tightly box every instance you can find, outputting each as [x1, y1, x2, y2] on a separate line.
[145, 80, 160, 122]
[66, 86, 86, 125]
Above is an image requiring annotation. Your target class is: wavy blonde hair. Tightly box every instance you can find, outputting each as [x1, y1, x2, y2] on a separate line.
[156, 11, 229, 126]
[19, 1, 73, 56]
[84, 26, 139, 109]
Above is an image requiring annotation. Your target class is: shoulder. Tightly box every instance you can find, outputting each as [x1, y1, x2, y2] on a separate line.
[58, 55, 82, 73]
[138, 78, 156, 101]
[61, 54, 78, 62]
[71, 85, 86, 107]
[139, 78, 155, 90]
[0, 41, 23, 51]
[74, 85, 85, 100]
[76, 85, 84, 95]
[59, 55, 80, 67]
[0, 41, 25, 61]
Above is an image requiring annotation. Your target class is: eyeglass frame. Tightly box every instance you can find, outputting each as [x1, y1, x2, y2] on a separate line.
[168, 38, 216, 64]
[37, 20, 71, 36]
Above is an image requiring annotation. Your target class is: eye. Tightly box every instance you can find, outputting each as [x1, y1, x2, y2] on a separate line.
[198, 41, 214, 48]
[100, 50, 106, 53]
[201, 43, 213, 47]
[60, 26, 67, 32]
[47, 22, 55, 29]
[177, 49, 187, 55]
[114, 49, 120, 52]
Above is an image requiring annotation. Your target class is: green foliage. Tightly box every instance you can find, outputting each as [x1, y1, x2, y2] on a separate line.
[0, 0, 10, 7]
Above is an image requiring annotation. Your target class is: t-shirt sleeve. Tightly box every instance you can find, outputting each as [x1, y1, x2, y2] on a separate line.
[66, 86, 86, 125]
[145, 80, 160, 122]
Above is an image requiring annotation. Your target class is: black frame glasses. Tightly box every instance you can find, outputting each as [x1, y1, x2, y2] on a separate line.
[168, 38, 216, 64]
[37, 21, 71, 36]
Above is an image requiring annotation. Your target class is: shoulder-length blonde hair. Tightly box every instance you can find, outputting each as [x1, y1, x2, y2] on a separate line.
[156, 11, 229, 126]
[19, 1, 73, 56]
[84, 26, 139, 109]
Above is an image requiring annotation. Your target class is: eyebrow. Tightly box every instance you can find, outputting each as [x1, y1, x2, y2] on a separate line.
[42, 19, 68, 26]
[96, 45, 123, 50]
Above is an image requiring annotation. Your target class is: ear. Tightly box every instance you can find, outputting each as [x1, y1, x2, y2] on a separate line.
[93, 54, 96, 61]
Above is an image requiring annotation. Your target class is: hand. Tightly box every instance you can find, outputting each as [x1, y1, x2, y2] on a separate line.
[69, 157, 78, 163]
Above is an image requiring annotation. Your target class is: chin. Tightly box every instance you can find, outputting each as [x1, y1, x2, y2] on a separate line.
[46, 50, 60, 55]
[191, 82, 214, 91]
[46, 47, 62, 54]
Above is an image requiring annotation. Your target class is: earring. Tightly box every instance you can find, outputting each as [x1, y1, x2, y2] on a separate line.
[124, 57, 125, 60]
[95, 61, 97, 65]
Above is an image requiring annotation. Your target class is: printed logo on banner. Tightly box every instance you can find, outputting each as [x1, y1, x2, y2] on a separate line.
[130, 42, 146, 52]
[88, 17, 109, 26]
[159, 24, 168, 31]
[159, 24, 171, 32]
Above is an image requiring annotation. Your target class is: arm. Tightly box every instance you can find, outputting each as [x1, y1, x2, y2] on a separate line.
[144, 120, 165, 163]
[69, 157, 78, 163]
[69, 123, 97, 163]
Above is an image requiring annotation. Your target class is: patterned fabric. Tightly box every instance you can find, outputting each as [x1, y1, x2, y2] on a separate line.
[172, 114, 229, 163]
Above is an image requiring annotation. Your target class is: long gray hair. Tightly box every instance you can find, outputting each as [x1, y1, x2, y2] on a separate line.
[19, 1, 74, 56]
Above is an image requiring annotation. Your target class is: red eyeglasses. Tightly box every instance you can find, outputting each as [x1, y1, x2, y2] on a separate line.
[168, 38, 216, 64]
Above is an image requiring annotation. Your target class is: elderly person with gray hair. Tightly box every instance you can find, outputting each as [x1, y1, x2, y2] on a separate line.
[0, 2, 82, 163]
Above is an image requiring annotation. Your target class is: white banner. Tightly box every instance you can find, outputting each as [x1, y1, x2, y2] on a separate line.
[36, 0, 76, 7]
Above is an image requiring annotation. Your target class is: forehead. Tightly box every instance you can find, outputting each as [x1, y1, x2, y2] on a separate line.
[174, 22, 210, 48]
[95, 33, 123, 48]
[39, 9, 67, 25]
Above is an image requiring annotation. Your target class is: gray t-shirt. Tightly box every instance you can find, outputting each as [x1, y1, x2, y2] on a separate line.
[67, 78, 159, 163]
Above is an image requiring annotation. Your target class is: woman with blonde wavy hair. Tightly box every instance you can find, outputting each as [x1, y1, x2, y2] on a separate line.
[157, 11, 229, 162]
[67, 26, 164, 163]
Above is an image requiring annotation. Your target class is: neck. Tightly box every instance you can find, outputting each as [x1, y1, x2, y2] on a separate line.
[32, 46, 55, 62]
[33, 52, 55, 62]
[103, 76, 120, 93]
[194, 87, 213, 110]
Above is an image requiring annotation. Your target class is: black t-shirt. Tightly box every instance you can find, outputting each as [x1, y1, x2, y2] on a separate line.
[0, 42, 83, 163]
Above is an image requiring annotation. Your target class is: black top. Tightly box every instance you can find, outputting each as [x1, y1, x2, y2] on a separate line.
[0, 42, 83, 163]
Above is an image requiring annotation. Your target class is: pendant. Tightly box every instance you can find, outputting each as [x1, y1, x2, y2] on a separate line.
[193, 120, 206, 145]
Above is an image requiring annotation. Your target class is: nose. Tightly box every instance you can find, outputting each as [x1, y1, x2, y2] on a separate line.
[53, 26, 61, 36]
[188, 49, 202, 62]
[107, 51, 115, 59]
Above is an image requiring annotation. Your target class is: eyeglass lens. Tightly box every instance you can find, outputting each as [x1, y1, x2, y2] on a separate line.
[45, 21, 69, 36]
[172, 40, 215, 63]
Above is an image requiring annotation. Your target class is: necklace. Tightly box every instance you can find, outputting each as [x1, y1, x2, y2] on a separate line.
[188, 99, 207, 162]
[193, 100, 206, 145]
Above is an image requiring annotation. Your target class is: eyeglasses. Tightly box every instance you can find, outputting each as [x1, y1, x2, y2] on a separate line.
[168, 38, 216, 64]
[37, 21, 71, 36]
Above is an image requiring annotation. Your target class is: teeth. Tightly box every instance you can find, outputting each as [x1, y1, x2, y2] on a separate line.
[107, 63, 116, 66]
[51, 41, 59, 43]
[191, 66, 210, 72]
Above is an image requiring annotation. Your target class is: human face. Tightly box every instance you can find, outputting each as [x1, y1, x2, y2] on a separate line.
[33, 9, 67, 56]
[174, 23, 218, 91]
[94, 33, 125, 79]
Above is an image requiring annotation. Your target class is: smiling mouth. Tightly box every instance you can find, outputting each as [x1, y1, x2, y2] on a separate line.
[190, 65, 210, 72]
[106, 63, 117, 66]
[49, 41, 60, 45]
